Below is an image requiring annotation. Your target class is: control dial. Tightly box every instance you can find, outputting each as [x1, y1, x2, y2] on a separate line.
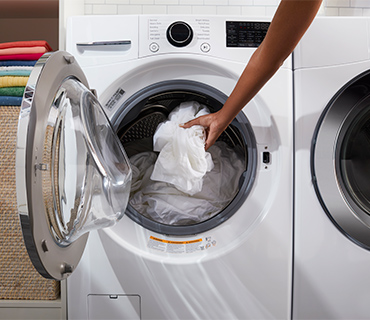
[167, 21, 193, 47]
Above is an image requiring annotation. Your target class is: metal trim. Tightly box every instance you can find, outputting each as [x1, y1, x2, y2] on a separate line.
[16, 51, 90, 280]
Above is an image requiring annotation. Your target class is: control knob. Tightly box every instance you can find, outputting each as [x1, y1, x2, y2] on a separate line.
[167, 21, 193, 47]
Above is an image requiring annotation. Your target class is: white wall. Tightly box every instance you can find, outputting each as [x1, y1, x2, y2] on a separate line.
[84, 0, 370, 16]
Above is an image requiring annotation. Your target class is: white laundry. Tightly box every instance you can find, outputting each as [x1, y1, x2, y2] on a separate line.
[151, 101, 214, 195]
[129, 141, 245, 225]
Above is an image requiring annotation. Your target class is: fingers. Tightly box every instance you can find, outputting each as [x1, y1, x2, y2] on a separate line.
[179, 120, 195, 129]
[180, 116, 206, 129]
[179, 113, 222, 150]
[180, 116, 211, 149]
[204, 130, 219, 151]
[180, 114, 223, 150]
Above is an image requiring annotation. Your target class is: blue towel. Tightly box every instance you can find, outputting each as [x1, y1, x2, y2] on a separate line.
[0, 96, 22, 106]
[0, 60, 37, 67]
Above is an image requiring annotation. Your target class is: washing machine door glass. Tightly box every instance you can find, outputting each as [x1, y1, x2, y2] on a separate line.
[16, 51, 132, 280]
[312, 70, 370, 250]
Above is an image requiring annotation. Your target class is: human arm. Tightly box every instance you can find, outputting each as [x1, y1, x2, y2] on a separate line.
[181, 0, 322, 150]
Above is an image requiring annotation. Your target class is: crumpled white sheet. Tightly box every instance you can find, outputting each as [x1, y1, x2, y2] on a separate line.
[151, 101, 214, 195]
[129, 141, 245, 225]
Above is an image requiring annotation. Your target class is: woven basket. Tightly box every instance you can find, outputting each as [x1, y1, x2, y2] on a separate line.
[0, 106, 60, 300]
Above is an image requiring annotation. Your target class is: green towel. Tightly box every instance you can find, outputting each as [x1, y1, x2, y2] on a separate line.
[0, 86, 25, 97]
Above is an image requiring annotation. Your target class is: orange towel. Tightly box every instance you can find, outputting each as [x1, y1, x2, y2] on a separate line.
[0, 40, 52, 51]
[0, 46, 48, 56]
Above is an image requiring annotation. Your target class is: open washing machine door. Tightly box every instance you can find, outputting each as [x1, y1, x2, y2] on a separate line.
[16, 51, 132, 280]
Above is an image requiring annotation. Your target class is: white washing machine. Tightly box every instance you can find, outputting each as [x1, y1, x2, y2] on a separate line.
[16, 15, 293, 319]
[293, 17, 370, 319]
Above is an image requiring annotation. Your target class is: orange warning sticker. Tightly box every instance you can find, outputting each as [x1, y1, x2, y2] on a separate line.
[150, 236, 202, 244]
[148, 236, 216, 254]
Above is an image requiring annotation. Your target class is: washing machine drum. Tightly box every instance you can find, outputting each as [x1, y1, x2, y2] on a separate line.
[112, 80, 256, 235]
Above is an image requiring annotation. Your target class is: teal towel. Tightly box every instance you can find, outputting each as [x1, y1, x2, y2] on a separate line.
[0, 70, 31, 76]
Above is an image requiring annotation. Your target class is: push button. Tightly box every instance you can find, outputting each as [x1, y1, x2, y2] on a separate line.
[149, 42, 159, 52]
[200, 42, 211, 53]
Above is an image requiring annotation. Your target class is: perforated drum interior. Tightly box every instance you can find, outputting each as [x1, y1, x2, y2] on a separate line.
[112, 81, 256, 235]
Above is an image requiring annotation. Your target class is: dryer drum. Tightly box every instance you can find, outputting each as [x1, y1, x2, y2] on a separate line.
[112, 80, 257, 235]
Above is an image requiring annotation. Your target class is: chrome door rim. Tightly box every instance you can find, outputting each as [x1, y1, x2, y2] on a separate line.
[16, 51, 90, 279]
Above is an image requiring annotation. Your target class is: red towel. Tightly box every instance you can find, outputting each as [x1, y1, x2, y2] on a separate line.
[0, 53, 45, 61]
[0, 40, 53, 51]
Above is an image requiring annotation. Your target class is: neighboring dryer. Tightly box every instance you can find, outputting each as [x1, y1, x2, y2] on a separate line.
[293, 17, 370, 319]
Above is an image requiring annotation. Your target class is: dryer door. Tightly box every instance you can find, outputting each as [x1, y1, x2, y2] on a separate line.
[16, 51, 132, 280]
[312, 70, 370, 250]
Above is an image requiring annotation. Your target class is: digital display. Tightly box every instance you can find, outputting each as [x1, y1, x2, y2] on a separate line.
[226, 21, 270, 47]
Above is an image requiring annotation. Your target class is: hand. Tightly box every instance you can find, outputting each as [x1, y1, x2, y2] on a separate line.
[181, 111, 230, 150]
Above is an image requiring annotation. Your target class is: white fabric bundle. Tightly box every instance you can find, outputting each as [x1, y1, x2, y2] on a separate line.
[151, 101, 214, 195]
[129, 141, 245, 225]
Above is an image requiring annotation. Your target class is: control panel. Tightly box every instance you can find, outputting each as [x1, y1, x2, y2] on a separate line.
[226, 21, 270, 47]
[138, 16, 272, 63]
[147, 17, 210, 53]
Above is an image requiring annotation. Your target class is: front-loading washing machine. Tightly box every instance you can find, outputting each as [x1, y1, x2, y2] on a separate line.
[293, 17, 370, 319]
[16, 15, 293, 319]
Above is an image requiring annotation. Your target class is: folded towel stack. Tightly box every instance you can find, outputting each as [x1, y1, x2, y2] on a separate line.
[0, 40, 53, 106]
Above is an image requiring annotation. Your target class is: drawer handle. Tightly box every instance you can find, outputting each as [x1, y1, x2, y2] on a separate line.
[77, 40, 131, 47]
